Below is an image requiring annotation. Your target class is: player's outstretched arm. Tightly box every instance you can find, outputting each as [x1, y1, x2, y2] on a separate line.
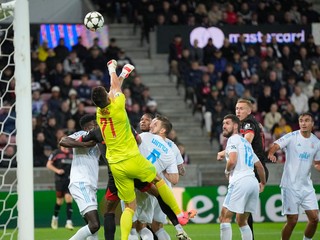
[267, 143, 280, 162]
[254, 161, 266, 192]
[59, 136, 96, 148]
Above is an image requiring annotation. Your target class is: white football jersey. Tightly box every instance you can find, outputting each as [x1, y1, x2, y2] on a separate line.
[139, 132, 178, 185]
[165, 138, 184, 165]
[275, 130, 320, 192]
[68, 130, 100, 188]
[225, 134, 259, 184]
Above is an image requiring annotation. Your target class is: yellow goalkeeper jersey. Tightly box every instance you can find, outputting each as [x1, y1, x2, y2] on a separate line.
[96, 92, 140, 163]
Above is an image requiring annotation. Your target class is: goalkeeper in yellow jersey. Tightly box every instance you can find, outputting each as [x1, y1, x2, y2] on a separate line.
[91, 60, 195, 240]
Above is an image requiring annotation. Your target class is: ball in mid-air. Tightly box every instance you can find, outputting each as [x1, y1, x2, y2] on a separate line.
[84, 11, 104, 31]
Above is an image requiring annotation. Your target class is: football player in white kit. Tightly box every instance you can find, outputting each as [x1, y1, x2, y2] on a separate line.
[130, 114, 193, 240]
[268, 112, 320, 240]
[59, 114, 101, 240]
[219, 114, 266, 240]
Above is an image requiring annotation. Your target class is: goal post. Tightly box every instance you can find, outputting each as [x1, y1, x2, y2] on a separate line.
[14, 0, 34, 239]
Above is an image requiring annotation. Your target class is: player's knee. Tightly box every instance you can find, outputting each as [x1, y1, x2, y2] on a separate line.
[286, 215, 298, 226]
[88, 220, 100, 234]
[308, 215, 319, 225]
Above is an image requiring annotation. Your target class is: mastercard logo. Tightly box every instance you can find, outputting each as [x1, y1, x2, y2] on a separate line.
[190, 27, 225, 49]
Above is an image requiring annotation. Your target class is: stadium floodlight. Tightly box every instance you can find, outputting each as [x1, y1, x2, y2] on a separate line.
[0, 0, 34, 239]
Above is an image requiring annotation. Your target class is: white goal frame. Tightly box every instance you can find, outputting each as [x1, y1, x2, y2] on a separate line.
[13, 0, 34, 239]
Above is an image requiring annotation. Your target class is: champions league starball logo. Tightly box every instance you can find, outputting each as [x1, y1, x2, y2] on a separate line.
[190, 27, 225, 49]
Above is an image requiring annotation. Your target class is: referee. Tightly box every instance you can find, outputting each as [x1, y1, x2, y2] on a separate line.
[218, 98, 269, 239]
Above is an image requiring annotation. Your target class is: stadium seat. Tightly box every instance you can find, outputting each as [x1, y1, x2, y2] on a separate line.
[72, 80, 81, 88]
[84, 106, 96, 114]
[40, 93, 52, 102]
[88, 80, 101, 88]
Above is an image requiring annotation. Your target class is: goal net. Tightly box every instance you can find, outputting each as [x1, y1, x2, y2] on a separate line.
[0, 1, 34, 239]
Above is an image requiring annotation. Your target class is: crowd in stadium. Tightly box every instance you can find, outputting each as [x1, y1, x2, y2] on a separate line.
[0, 0, 320, 168]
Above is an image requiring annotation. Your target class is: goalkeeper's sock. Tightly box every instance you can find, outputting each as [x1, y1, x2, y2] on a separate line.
[120, 207, 134, 240]
[155, 179, 181, 215]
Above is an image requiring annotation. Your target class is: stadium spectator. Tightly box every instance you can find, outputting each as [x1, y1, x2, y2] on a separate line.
[264, 103, 282, 133]
[84, 46, 106, 80]
[63, 51, 85, 79]
[290, 85, 309, 115]
[72, 36, 89, 62]
[54, 38, 70, 63]
[273, 117, 292, 140]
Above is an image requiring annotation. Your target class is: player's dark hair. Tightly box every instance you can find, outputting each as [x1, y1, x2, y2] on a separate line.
[299, 112, 314, 121]
[143, 113, 154, 120]
[156, 115, 172, 136]
[79, 114, 96, 129]
[91, 86, 108, 108]
[224, 114, 241, 132]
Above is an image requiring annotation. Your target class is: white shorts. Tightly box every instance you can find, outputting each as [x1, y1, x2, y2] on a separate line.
[133, 190, 155, 224]
[223, 176, 259, 214]
[153, 200, 167, 224]
[69, 182, 98, 216]
[281, 187, 319, 215]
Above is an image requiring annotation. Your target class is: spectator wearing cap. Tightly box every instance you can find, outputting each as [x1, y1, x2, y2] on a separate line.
[48, 86, 62, 114]
[63, 51, 85, 79]
[84, 46, 106, 80]
[66, 88, 80, 116]
[146, 100, 161, 116]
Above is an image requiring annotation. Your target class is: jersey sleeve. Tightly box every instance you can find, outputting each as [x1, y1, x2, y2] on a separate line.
[48, 149, 59, 162]
[315, 142, 320, 161]
[68, 130, 87, 141]
[161, 148, 178, 174]
[226, 136, 238, 154]
[253, 152, 259, 164]
[274, 131, 293, 149]
[171, 143, 184, 165]
[242, 120, 256, 136]
[113, 92, 125, 109]
[82, 128, 103, 143]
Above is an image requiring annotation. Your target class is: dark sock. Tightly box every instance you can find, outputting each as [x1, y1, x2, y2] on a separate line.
[66, 203, 73, 220]
[156, 195, 179, 226]
[104, 213, 116, 240]
[248, 213, 254, 240]
[54, 203, 61, 217]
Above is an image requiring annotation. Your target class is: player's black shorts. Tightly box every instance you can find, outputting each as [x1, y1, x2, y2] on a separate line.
[55, 179, 70, 198]
[105, 171, 152, 201]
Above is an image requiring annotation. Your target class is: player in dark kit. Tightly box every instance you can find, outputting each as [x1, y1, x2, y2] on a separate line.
[218, 98, 269, 239]
[82, 123, 192, 240]
[46, 144, 74, 230]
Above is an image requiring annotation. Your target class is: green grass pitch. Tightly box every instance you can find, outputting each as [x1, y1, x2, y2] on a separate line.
[28, 222, 318, 239]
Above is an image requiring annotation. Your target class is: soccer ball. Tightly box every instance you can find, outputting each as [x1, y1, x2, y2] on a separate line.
[84, 11, 104, 31]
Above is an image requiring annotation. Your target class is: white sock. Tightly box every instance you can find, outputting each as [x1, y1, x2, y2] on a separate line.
[155, 228, 171, 240]
[86, 232, 98, 240]
[128, 228, 139, 240]
[69, 225, 91, 240]
[139, 227, 154, 240]
[303, 236, 312, 240]
[220, 223, 232, 240]
[52, 216, 58, 220]
[240, 225, 252, 240]
[174, 223, 183, 232]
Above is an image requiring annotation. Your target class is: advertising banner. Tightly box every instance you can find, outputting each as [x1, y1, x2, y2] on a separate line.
[157, 25, 311, 54]
[1, 185, 319, 227]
